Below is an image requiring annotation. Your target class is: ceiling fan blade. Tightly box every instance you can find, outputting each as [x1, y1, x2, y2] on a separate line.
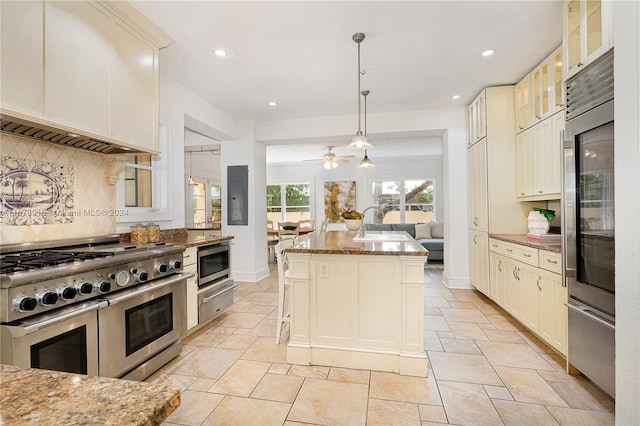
[334, 155, 356, 160]
[332, 158, 350, 163]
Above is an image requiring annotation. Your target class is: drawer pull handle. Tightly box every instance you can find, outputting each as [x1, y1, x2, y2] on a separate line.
[547, 259, 558, 264]
[524, 253, 531, 258]
[506, 249, 513, 253]
[492, 244, 498, 248]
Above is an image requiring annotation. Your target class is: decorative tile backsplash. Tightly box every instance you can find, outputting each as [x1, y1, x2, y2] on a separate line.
[0, 134, 116, 243]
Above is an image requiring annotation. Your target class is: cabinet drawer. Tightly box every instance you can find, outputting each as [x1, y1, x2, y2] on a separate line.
[503, 242, 539, 267]
[183, 247, 197, 266]
[489, 239, 504, 254]
[539, 250, 562, 274]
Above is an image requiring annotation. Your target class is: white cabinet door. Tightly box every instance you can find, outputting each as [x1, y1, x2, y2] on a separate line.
[533, 117, 554, 196]
[564, 0, 613, 80]
[516, 129, 533, 197]
[469, 231, 489, 296]
[515, 74, 532, 133]
[489, 252, 507, 306]
[538, 269, 567, 356]
[518, 262, 540, 333]
[467, 139, 488, 231]
[0, 1, 44, 116]
[110, 21, 158, 150]
[44, 1, 110, 135]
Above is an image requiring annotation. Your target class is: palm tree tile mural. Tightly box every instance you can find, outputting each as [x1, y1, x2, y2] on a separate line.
[0, 156, 74, 226]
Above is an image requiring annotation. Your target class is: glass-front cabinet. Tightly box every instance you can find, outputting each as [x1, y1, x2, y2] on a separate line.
[563, 0, 612, 80]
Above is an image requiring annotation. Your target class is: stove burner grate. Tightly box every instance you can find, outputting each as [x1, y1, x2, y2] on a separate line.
[0, 250, 113, 274]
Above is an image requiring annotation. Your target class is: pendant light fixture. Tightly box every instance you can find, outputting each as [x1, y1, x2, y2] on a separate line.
[347, 33, 374, 151]
[187, 152, 195, 185]
[357, 89, 376, 168]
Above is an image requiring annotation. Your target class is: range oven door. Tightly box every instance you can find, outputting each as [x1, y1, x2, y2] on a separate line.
[98, 273, 190, 379]
[0, 301, 103, 376]
[198, 243, 230, 288]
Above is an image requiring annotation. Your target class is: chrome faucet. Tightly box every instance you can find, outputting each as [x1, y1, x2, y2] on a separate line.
[358, 205, 384, 238]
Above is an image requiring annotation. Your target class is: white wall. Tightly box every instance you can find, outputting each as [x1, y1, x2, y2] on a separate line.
[613, 1, 640, 421]
[267, 155, 444, 225]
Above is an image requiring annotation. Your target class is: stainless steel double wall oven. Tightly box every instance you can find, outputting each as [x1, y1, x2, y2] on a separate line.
[0, 235, 192, 380]
[563, 49, 615, 398]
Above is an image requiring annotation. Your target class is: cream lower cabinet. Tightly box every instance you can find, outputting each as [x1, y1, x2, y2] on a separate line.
[489, 239, 567, 356]
[469, 231, 489, 297]
[183, 247, 198, 333]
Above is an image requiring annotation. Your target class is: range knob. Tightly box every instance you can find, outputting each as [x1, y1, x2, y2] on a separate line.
[155, 263, 168, 273]
[15, 296, 37, 312]
[169, 260, 182, 270]
[94, 281, 111, 294]
[59, 287, 77, 300]
[134, 271, 148, 282]
[77, 282, 94, 295]
[38, 291, 58, 306]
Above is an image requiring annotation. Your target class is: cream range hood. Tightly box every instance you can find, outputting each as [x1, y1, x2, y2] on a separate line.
[0, 113, 149, 155]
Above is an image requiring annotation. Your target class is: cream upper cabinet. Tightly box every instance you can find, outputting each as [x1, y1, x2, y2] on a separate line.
[0, 1, 44, 117]
[516, 128, 533, 197]
[515, 75, 532, 133]
[467, 91, 486, 146]
[110, 20, 158, 150]
[517, 111, 563, 201]
[0, 0, 171, 154]
[45, 1, 111, 135]
[467, 138, 488, 231]
[563, 0, 613, 80]
[532, 46, 565, 124]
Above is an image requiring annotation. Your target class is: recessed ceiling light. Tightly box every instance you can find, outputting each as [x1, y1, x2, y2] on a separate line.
[451, 95, 461, 100]
[213, 49, 226, 57]
[268, 101, 278, 107]
[482, 49, 495, 57]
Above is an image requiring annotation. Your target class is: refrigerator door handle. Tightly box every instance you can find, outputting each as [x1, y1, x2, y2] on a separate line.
[565, 302, 615, 331]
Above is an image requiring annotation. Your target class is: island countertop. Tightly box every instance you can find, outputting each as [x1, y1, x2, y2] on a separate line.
[0, 365, 180, 425]
[287, 231, 428, 256]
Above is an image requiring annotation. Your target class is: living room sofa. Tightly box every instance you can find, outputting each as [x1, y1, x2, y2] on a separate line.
[364, 222, 444, 261]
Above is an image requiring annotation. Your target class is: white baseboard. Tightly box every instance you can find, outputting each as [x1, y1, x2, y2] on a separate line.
[442, 272, 472, 289]
[232, 267, 270, 283]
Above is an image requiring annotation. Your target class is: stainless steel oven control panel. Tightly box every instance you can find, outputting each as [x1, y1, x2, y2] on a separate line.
[1, 252, 183, 323]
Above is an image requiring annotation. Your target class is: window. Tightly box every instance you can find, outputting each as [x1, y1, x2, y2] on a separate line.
[371, 179, 434, 223]
[189, 181, 222, 229]
[267, 183, 311, 225]
[124, 155, 152, 207]
[116, 121, 170, 225]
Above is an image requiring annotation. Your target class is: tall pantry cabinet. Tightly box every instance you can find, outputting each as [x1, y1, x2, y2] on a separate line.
[467, 86, 532, 297]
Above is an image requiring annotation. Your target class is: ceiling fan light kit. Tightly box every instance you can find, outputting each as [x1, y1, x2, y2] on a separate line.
[347, 32, 374, 151]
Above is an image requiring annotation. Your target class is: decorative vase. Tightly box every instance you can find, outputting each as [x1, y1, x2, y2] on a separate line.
[527, 211, 550, 235]
[345, 219, 361, 232]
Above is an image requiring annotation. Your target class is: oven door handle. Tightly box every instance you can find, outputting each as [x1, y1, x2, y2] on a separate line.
[565, 302, 615, 331]
[104, 272, 194, 306]
[201, 282, 237, 304]
[13, 301, 107, 336]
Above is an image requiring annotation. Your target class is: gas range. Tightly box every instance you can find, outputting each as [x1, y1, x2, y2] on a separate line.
[0, 235, 185, 323]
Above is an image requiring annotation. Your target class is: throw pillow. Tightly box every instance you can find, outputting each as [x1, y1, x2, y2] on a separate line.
[414, 222, 432, 239]
[431, 222, 444, 238]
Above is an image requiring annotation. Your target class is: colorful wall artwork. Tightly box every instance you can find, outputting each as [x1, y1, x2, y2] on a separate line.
[324, 181, 356, 222]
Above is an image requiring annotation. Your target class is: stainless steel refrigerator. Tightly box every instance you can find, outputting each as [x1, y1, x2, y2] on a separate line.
[563, 50, 615, 398]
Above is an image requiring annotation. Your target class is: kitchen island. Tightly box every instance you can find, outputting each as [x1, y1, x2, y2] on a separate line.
[285, 231, 428, 376]
[0, 364, 180, 425]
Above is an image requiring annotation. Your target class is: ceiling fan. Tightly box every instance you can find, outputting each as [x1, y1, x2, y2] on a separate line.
[303, 146, 355, 169]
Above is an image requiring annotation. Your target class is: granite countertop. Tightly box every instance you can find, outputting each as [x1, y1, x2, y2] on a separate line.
[166, 235, 233, 248]
[0, 365, 180, 425]
[490, 234, 562, 253]
[287, 231, 428, 256]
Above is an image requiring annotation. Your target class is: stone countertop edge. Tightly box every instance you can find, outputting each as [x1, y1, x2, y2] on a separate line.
[489, 234, 562, 253]
[0, 364, 180, 425]
[287, 231, 428, 256]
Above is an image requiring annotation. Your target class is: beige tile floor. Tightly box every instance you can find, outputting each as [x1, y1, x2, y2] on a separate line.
[150, 264, 615, 426]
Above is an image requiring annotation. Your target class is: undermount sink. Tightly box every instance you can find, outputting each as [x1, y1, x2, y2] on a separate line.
[352, 233, 412, 242]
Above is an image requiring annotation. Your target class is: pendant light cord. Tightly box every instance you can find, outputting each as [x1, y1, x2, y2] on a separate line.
[357, 41, 362, 133]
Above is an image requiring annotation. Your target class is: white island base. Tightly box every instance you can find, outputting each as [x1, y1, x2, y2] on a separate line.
[285, 232, 428, 377]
